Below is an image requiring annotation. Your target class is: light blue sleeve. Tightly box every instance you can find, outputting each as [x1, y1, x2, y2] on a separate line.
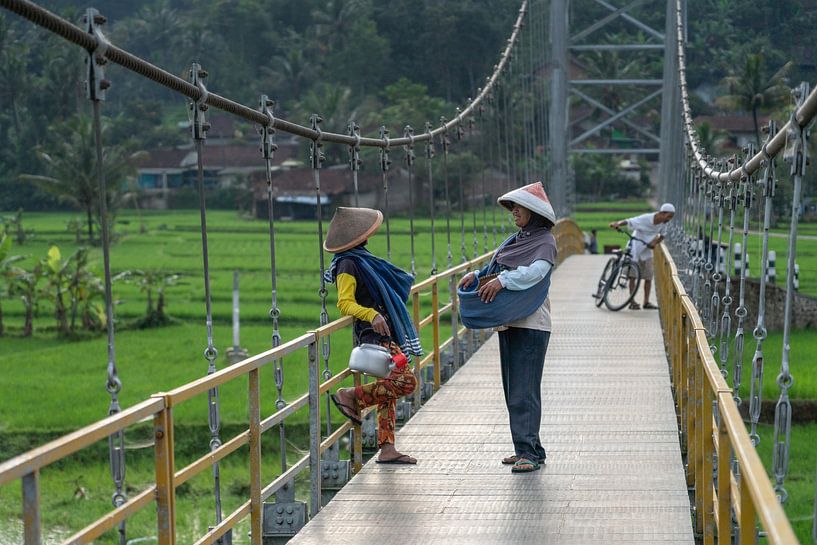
[497, 260, 553, 291]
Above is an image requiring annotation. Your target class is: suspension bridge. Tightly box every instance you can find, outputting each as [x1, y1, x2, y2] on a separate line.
[0, 0, 815, 544]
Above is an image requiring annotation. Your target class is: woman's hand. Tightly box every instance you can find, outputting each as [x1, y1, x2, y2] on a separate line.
[458, 271, 476, 289]
[477, 278, 503, 303]
[372, 314, 391, 337]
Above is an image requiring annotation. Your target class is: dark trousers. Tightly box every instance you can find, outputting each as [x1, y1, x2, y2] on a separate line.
[498, 327, 550, 462]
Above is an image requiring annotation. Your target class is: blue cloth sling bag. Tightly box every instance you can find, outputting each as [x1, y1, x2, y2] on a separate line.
[458, 271, 552, 329]
[457, 235, 552, 329]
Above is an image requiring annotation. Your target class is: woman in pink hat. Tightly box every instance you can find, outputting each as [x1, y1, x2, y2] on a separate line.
[458, 181, 557, 473]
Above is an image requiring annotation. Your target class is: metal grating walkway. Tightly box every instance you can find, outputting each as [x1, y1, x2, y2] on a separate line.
[289, 255, 694, 544]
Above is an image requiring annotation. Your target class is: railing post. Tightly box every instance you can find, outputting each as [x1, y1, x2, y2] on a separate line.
[686, 326, 696, 490]
[432, 281, 441, 390]
[716, 395, 731, 544]
[153, 395, 176, 545]
[22, 471, 41, 545]
[694, 345, 704, 535]
[702, 384, 715, 544]
[450, 275, 460, 371]
[739, 471, 756, 545]
[307, 337, 322, 517]
[412, 291, 422, 410]
[353, 372, 363, 473]
[248, 368, 262, 544]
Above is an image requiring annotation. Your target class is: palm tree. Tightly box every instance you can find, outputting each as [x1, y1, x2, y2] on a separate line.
[717, 54, 792, 147]
[260, 30, 316, 100]
[20, 115, 145, 243]
[310, 0, 372, 55]
[695, 121, 728, 156]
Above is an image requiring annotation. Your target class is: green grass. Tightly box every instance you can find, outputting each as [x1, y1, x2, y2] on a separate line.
[713, 329, 817, 402]
[755, 423, 817, 543]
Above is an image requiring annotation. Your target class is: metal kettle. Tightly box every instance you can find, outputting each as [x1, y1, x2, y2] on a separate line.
[348, 343, 405, 378]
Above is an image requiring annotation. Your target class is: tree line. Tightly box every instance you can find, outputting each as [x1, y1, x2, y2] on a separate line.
[0, 0, 815, 213]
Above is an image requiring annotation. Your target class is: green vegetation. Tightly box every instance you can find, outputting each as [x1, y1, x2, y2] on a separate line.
[0, 210, 482, 434]
[755, 423, 817, 543]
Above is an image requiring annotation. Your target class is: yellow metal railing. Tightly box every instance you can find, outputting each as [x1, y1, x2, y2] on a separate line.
[0, 218, 586, 545]
[654, 243, 799, 545]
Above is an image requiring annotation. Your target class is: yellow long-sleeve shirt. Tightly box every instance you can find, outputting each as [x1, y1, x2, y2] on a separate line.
[336, 272, 380, 323]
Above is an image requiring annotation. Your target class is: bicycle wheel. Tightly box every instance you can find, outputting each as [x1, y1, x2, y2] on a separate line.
[593, 257, 617, 307]
[604, 258, 641, 311]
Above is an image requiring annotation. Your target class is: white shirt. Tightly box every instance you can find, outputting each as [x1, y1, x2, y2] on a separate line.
[626, 213, 666, 262]
[498, 260, 553, 332]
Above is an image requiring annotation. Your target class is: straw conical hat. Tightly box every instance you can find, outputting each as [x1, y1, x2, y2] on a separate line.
[324, 207, 383, 253]
[497, 181, 556, 224]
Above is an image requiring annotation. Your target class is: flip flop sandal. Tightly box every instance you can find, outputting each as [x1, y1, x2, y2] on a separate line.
[629, 302, 641, 310]
[330, 393, 362, 426]
[511, 458, 540, 473]
[643, 302, 659, 309]
[502, 455, 546, 465]
[375, 454, 417, 465]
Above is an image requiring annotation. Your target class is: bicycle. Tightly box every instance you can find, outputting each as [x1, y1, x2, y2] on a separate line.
[592, 229, 649, 311]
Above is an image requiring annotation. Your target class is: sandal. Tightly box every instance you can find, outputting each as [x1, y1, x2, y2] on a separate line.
[629, 302, 641, 310]
[643, 302, 658, 309]
[511, 458, 540, 473]
[375, 454, 417, 465]
[330, 393, 362, 426]
[502, 455, 545, 465]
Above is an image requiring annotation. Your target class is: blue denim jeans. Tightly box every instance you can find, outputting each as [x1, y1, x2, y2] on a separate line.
[498, 327, 551, 462]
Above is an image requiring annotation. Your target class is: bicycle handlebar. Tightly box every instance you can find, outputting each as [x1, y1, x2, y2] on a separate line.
[614, 228, 651, 247]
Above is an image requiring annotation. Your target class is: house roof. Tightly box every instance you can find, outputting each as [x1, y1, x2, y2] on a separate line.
[252, 167, 383, 197]
[694, 114, 770, 133]
[134, 142, 299, 169]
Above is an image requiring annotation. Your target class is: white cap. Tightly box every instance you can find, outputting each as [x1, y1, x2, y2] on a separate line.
[660, 203, 676, 213]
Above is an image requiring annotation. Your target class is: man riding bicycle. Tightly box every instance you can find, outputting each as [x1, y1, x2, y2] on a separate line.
[608, 203, 675, 310]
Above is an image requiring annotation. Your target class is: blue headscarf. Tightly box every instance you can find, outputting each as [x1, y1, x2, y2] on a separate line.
[324, 247, 423, 356]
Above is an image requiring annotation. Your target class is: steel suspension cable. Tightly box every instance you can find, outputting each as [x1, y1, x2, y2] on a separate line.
[188, 62, 224, 528]
[84, 11, 126, 543]
[259, 96, 289, 481]
[771, 82, 810, 503]
[717, 180, 737, 377]
[732, 145, 755, 407]
[455, 111, 468, 263]
[348, 121, 362, 207]
[709, 168, 726, 341]
[309, 115, 333, 439]
[424, 121, 438, 275]
[468, 112, 479, 260]
[404, 126, 417, 277]
[478, 99, 490, 254]
[748, 122, 778, 446]
[379, 127, 393, 261]
[440, 117, 454, 269]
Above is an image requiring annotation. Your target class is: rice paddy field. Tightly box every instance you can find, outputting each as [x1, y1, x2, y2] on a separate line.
[1, 205, 815, 543]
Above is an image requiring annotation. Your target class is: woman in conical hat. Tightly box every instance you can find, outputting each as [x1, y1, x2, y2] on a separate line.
[458, 181, 557, 473]
[323, 207, 421, 464]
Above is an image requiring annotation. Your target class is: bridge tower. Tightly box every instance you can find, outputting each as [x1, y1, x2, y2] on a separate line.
[548, 0, 685, 214]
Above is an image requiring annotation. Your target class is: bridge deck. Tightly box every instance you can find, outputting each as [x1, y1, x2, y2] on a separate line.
[290, 255, 694, 544]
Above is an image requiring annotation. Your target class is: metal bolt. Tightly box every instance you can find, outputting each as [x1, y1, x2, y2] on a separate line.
[93, 14, 106, 24]
[99, 79, 111, 90]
